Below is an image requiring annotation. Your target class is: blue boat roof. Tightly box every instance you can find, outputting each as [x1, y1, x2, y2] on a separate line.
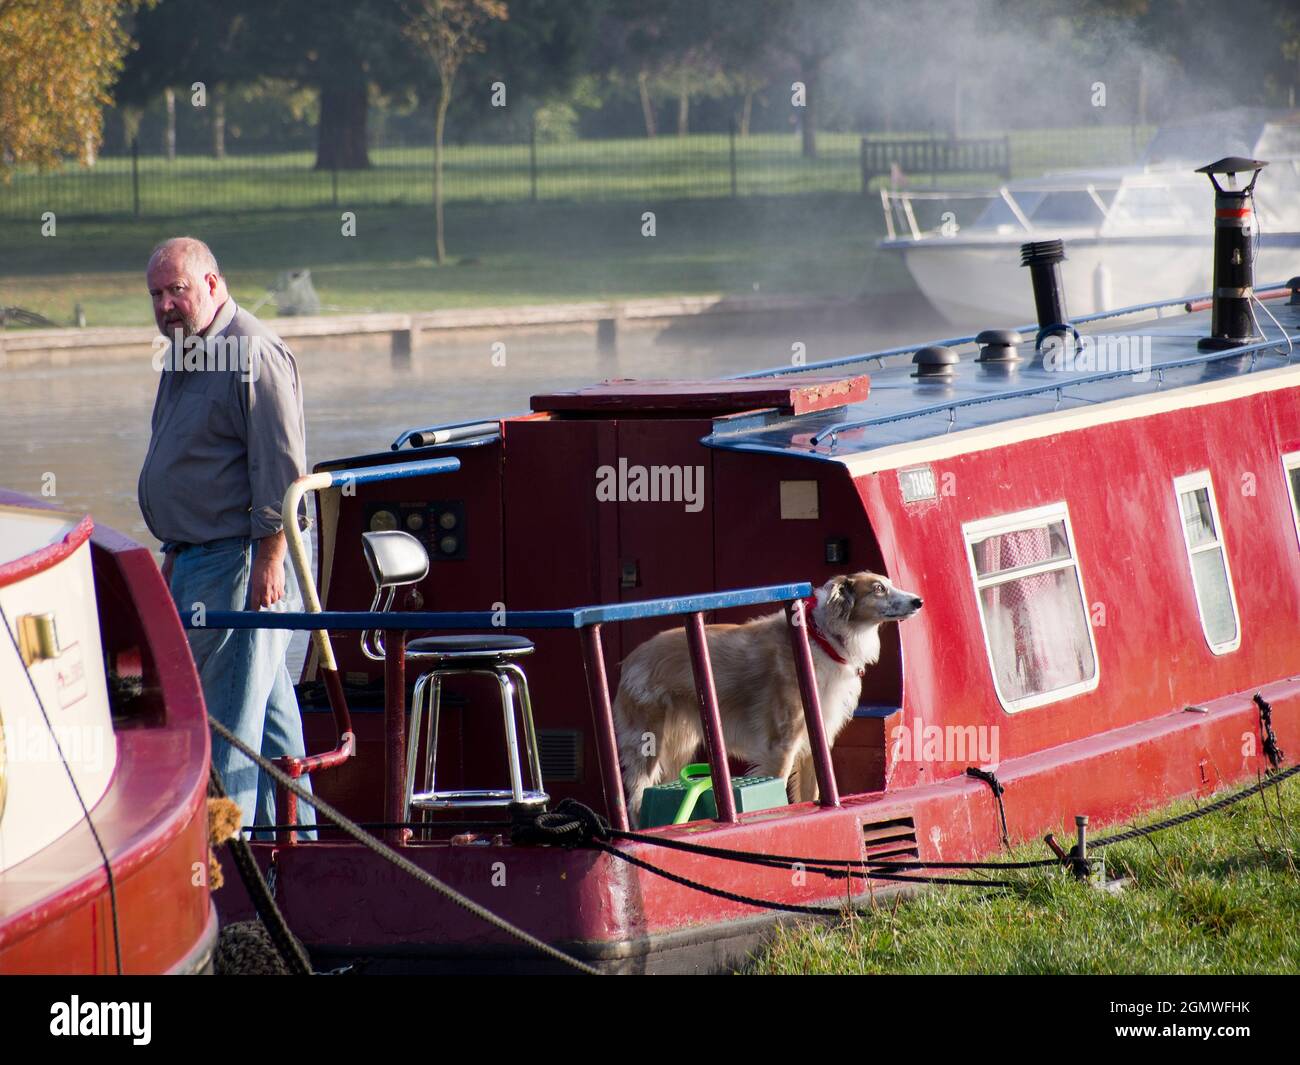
[704, 285, 1300, 465]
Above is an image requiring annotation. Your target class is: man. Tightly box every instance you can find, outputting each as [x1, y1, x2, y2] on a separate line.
[139, 236, 316, 839]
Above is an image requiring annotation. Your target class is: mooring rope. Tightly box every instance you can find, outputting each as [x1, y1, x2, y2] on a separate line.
[211, 713, 1294, 934]
[965, 767, 1011, 850]
[207, 716, 601, 975]
[508, 754, 1296, 917]
[589, 841, 1016, 918]
[1088, 761, 1299, 849]
[1255, 693, 1286, 769]
[208, 766, 313, 975]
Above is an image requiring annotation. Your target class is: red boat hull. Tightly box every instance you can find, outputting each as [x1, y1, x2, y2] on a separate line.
[0, 497, 213, 975]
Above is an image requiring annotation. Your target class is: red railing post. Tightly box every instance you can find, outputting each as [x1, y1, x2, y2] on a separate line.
[276, 767, 303, 846]
[786, 599, 841, 808]
[384, 628, 409, 844]
[581, 623, 630, 832]
[685, 612, 737, 823]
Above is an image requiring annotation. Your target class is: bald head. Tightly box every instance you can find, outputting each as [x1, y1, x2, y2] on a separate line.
[146, 236, 228, 339]
[149, 236, 220, 277]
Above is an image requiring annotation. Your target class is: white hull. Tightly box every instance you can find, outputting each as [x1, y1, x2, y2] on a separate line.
[894, 234, 1300, 327]
[0, 508, 116, 873]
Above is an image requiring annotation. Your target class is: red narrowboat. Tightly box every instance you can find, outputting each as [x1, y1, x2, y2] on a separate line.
[204, 158, 1300, 973]
[0, 492, 214, 974]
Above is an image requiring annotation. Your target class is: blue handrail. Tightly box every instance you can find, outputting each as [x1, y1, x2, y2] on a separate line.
[322, 456, 462, 485]
[390, 416, 513, 451]
[185, 582, 812, 631]
[736, 278, 1297, 382]
[808, 333, 1297, 448]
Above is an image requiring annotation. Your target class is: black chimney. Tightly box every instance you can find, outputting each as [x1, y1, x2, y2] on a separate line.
[1196, 156, 1267, 352]
[1020, 239, 1071, 349]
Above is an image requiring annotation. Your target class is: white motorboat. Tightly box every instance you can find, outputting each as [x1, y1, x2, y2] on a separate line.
[880, 109, 1300, 324]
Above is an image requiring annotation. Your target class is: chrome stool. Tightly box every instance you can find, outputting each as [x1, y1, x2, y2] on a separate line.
[359, 530, 547, 818]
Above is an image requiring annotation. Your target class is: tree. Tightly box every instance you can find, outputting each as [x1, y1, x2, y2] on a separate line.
[115, 0, 254, 160]
[449, 0, 605, 139]
[768, 0, 862, 158]
[692, 1, 782, 136]
[594, 1, 681, 137]
[236, 1, 420, 171]
[403, 0, 508, 265]
[0, 0, 138, 177]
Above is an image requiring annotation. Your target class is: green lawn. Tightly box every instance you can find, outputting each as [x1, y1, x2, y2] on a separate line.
[749, 771, 1300, 975]
[0, 194, 910, 327]
[0, 125, 1148, 328]
[0, 126, 1150, 221]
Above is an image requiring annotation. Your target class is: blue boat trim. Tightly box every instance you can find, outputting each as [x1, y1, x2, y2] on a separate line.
[808, 337, 1296, 449]
[734, 278, 1295, 382]
[878, 233, 1216, 253]
[880, 232, 1300, 253]
[185, 582, 813, 632]
[323, 456, 461, 487]
[703, 291, 1299, 461]
[318, 438, 496, 474]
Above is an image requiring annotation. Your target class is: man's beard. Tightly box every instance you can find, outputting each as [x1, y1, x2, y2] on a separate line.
[160, 310, 201, 338]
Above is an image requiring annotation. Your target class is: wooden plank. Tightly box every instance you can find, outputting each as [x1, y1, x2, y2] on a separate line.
[531, 374, 870, 415]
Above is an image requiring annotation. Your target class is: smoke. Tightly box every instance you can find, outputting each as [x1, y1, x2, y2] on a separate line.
[821, 0, 1203, 134]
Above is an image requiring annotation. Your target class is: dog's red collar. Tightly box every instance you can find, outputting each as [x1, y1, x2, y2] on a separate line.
[801, 596, 863, 677]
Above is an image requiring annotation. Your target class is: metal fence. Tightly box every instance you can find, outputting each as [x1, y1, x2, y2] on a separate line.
[0, 125, 1152, 222]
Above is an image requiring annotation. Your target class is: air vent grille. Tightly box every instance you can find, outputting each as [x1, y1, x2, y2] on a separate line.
[538, 729, 582, 783]
[861, 815, 919, 864]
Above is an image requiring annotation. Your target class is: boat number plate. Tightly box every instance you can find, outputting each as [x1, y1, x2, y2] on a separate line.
[898, 466, 937, 503]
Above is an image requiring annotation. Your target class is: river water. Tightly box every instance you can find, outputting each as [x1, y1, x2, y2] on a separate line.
[3, 316, 928, 668]
[2, 317, 931, 549]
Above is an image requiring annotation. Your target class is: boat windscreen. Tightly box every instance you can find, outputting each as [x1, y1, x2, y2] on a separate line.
[1028, 190, 1109, 226]
[1256, 124, 1300, 159]
[1141, 127, 1256, 166]
[973, 191, 1043, 228]
[1106, 183, 1201, 227]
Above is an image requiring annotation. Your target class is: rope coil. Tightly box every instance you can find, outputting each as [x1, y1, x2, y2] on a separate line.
[1255, 692, 1286, 769]
[965, 766, 1011, 850]
[206, 716, 601, 975]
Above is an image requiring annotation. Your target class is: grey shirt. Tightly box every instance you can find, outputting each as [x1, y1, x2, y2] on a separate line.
[138, 299, 307, 546]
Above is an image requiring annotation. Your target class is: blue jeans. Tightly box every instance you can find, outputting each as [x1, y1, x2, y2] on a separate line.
[169, 535, 317, 841]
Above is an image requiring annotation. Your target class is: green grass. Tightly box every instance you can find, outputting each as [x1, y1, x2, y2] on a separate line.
[0, 126, 1151, 222]
[0, 124, 1148, 327]
[748, 771, 1300, 974]
[0, 194, 910, 327]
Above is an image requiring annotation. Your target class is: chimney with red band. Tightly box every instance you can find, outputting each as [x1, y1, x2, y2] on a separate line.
[1196, 156, 1268, 352]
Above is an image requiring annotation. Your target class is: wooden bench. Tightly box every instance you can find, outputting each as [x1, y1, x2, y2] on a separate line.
[861, 135, 1012, 190]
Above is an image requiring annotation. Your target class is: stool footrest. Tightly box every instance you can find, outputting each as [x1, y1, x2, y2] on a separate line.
[411, 788, 549, 810]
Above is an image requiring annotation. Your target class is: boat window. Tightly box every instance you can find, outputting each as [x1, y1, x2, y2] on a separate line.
[1028, 191, 1106, 226]
[1256, 126, 1300, 160]
[974, 191, 1043, 229]
[1141, 127, 1252, 167]
[1173, 472, 1240, 655]
[1282, 452, 1300, 551]
[1107, 183, 1200, 227]
[963, 503, 1098, 713]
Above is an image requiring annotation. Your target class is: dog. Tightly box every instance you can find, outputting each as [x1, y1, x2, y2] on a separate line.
[614, 572, 923, 825]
